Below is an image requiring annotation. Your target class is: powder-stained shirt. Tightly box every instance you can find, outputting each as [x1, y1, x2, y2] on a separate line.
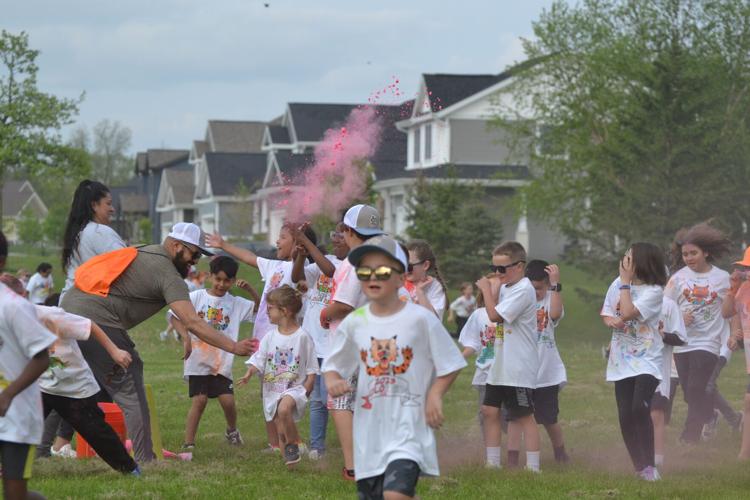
[60, 245, 190, 330]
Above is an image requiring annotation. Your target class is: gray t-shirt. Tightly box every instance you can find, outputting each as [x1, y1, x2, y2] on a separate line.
[61, 245, 190, 330]
[61, 222, 126, 300]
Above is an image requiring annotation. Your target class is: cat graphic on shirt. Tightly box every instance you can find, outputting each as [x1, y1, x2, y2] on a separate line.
[359, 336, 419, 409]
[198, 305, 231, 332]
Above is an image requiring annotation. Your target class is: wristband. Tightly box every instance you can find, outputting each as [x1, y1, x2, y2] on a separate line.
[549, 283, 562, 292]
[619, 284, 631, 290]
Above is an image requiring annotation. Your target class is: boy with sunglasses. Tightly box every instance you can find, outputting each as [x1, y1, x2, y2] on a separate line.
[324, 235, 466, 500]
[476, 241, 541, 471]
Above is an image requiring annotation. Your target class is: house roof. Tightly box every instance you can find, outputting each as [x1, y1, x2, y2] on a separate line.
[273, 151, 314, 182]
[2, 180, 44, 217]
[134, 149, 190, 174]
[268, 125, 291, 144]
[206, 120, 266, 153]
[287, 103, 360, 142]
[163, 168, 195, 204]
[204, 152, 267, 196]
[192, 140, 207, 160]
[119, 193, 149, 213]
[422, 73, 510, 112]
[375, 163, 529, 182]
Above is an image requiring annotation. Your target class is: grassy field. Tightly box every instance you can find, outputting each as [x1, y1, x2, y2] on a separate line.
[6, 253, 750, 499]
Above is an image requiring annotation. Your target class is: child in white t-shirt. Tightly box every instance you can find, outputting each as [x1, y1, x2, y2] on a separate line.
[0, 233, 55, 499]
[26, 262, 54, 305]
[450, 282, 476, 337]
[323, 235, 466, 499]
[525, 260, 570, 463]
[476, 241, 540, 471]
[207, 223, 316, 452]
[405, 240, 448, 320]
[169, 256, 259, 450]
[650, 296, 687, 468]
[601, 243, 667, 481]
[240, 286, 317, 468]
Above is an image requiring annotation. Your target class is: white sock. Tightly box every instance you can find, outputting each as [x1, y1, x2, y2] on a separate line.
[655, 454, 664, 467]
[526, 451, 541, 472]
[486, 446, 501, 467]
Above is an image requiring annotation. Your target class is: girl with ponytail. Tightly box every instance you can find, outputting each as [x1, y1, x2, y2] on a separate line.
[405, 240, 449, 320]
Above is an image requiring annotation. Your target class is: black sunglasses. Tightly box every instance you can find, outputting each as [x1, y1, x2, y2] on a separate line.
[180, 242, 202, 261]
[407, 260, 426, 272]
[356, 265, 402, 281]
[489, 261, 524, 274]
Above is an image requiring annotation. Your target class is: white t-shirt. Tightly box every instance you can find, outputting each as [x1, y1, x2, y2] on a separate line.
[535, 293, 567, 388]
[458, 308, 498, 386]
[177, 289, 255, 380]
[601, 278, 665, 382]
[323, 302, 466, 480]
[486, 277, 539, 388]
[255, 258, 295, 340]
[26, 272, 53, 305]
[450, 295, 476, 318]
[302, 256, 341, 359]
[247, 326, 317, 421]
[665, 266, 730, 356]
[0, 284, 56, 445]
[404, 279, 447, 320]
[61, 222, 126, 299]
[35, 306, 100, 399]
[656, 297, 687, 397]
[329, 259, 368, 335]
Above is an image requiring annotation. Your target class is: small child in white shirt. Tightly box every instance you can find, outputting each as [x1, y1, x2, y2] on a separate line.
[450, 282, 477, 337]
[240, 285, 317, 468]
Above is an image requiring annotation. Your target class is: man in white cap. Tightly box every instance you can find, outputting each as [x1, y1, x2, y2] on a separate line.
[61, 223, 257, 463]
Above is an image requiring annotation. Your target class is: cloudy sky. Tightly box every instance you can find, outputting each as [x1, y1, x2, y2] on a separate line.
[5, 0, 556, 153]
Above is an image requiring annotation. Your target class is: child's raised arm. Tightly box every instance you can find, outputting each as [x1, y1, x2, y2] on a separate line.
[476, 276, 502, 323]
[90, 322, 132, 369]
[236, 279, 261, 312]
[206, 233, 258, 268]
[546, 264, 563, 321]
[292, 224, 335, 278]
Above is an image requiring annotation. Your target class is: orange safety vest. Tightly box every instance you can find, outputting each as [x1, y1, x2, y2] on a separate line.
[74, 247, 138, 297]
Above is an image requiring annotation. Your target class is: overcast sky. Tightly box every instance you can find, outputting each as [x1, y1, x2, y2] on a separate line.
[5, 0, 556, 153]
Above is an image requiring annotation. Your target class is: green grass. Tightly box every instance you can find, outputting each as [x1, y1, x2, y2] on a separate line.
[7, 252, 750, 499]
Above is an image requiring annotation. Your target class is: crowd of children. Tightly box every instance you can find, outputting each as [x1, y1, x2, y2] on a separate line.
[5, 194, 750, 499]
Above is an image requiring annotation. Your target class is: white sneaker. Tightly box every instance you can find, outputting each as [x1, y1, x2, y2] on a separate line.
[159, 330, 168, 341]
[297, 443, 308, 456]
[308, 449, 324, 461]
[51, 444, 77, 458]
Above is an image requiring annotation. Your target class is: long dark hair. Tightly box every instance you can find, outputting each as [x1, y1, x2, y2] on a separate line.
[62, 180, 111, 271]
[670, 222, 732, 271]
[630, 242, 667, 287]
[406, 239, 449, 312]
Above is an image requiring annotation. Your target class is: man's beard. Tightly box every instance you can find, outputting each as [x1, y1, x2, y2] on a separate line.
[173, 250, 191, 278]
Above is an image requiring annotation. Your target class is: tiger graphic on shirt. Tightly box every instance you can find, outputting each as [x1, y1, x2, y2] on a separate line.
[198, 305, 230, 332]
[359, 335, 419, 409]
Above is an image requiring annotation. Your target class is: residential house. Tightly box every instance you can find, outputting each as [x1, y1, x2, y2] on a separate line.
[1, 180, 48, 243]
[109, 177, 148, 243]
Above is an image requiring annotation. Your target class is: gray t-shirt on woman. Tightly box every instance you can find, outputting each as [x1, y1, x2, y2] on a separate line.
[61, 222, 126, 300]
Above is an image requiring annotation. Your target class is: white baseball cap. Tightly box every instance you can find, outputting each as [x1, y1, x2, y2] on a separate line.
[168, 222, 214, 256]
[348, 234, 408, 272]
[342, 204, 383, 236]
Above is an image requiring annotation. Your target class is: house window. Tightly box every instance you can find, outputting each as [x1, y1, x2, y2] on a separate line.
[183, 209, 194, 223]
[413, 128, 421, 164]
[424, 124, 432, 160]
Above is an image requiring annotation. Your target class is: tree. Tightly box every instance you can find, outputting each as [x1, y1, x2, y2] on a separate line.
[406, 170, 503, 285]
[17, 207, 44, 252]
[90, 119, 133, 186]
[495, 0, 750, 270]
[0, 30, 82, 219]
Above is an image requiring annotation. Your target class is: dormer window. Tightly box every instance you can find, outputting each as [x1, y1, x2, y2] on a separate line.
[413, 128, 421, 164]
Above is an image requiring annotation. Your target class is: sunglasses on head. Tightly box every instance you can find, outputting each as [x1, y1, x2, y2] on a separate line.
[407, 260, 426, 272]
[356, 265, 402, 281]
[180, 242, 202, 261]
[489, 261, 524, 274]
[329, 231, 344, 240]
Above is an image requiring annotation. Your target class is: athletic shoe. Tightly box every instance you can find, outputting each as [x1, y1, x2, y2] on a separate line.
[130, 465, 142, 477]
[342, 467, 356, 481]
[638, 466, 661, 481]
[50, 444, 77, 458]
[284, 444, 301, 467]
[308, 449, 324, 461]
[260, 444, 281, 454]
[702, 410, 720, 440]
[225, 429, 243, 446]
[159, 330, 168, 341]
[182, 443, 195, 451]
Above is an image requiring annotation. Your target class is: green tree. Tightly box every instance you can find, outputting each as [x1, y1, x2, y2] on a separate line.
[495, 0, 750, 270]
[406, 169, 503, 285]
[0, 30, 82, 219]
[18, 207, 44, 252]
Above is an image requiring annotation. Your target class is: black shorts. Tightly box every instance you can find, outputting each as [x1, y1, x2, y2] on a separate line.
[533, 385, 560, 425]
[483, 384, 535, 420]
[0, 441, 35, 480]
[651, 378, 679, 424]
[357, 459, 420, 499]
[188, 375, 234, 398]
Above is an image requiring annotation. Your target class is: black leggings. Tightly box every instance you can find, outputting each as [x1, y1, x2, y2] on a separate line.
[42, 392, 138, 473]
[674, 350, 719, 443]
[615, 374, 659, 472]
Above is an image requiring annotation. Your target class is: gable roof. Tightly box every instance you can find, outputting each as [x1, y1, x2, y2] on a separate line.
[163, 168, 195, 204]
[287, 103, 360, 142]
[204, 152, 267, 196]
[119, 193, 149, 213]
[422, 73, 510, 112]
[2, 180, 46, 217]
[375, 163, 529, 182]
[191, 140, 207, 161]
[273, 151, 315, 182]
[206, 120, 266, 153]
[268, 125, 291, 145]
[134, 149, 190, 174]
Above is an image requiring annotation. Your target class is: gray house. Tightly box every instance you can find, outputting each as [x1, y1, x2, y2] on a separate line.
[1, 180, 48, 243]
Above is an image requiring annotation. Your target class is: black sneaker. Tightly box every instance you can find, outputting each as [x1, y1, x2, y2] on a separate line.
[284, 444, 301, 467]
[182, 443, 195, 451]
